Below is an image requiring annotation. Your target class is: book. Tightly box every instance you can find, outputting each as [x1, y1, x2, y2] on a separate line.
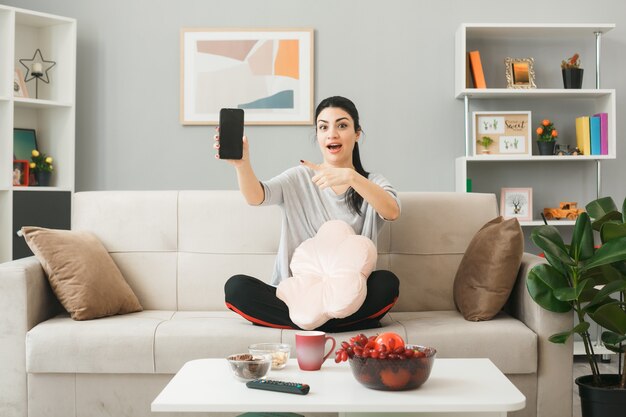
[468, 51, 486, 89]
[590, 116, 601, 155]
[575, 116, 591, 156]
[593, 112, 609, 155]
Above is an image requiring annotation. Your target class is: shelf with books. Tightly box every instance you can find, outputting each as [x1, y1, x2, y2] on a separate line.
[455, 23, 617, 233]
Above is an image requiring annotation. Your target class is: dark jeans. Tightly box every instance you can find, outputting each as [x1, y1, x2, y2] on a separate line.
[224, 270, 399, 333]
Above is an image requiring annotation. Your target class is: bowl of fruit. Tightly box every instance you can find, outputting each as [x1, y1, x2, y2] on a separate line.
[335, 332, 436, 391]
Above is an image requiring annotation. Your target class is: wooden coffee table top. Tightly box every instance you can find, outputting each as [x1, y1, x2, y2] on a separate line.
[152, 358, 525, 415]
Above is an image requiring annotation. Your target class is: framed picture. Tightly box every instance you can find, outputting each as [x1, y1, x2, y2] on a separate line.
[500, 188, 533, 222]
[13, 69, 29, 98]
[181, 28, 314, 125]
[473, 111, 532, 156]
[505, 57, 536, 89]
[12, 160, 29, 186]
[13, 128, 38, 160]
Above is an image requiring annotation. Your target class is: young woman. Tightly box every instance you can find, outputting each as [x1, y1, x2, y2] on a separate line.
[217, 96, 400, 332]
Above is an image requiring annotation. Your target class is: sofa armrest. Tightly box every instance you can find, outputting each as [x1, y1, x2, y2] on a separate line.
[0, 256, 61, 417]
[506, 252, 573, 417]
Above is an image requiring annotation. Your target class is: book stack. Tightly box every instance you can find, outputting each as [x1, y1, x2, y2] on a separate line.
[575, 113, 608, 155]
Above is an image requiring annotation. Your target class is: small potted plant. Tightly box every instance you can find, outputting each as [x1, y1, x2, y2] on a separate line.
[29, 149, 54, 186]
[477, 136, 494, 154]
[536, 119, 558, 155]
[562, 53, 584, 89]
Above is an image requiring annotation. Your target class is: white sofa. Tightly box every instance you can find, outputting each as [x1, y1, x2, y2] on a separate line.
[0, 191, 573, 417]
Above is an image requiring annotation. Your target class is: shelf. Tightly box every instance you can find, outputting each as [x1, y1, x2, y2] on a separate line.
[461, 23, 615, 39]
[0, 96, 10, 101]
[456, 88, 614, 100]
[521, 220, 575, 227]
[462, 155, 614, 162]
[574, 341, 616, 356]
[14, 97, 73, 109]
[12, 186, 72, 192]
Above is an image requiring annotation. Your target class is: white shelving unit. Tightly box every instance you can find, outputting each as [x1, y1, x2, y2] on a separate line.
[0, 5, 76, 262]
[454, 23, 616, 227]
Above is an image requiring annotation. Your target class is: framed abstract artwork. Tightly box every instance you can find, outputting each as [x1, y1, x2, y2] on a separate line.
[181, 28, 314, 125]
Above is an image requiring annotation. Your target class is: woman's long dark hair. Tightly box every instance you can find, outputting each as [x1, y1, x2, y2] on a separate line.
[315, 96, 369, 216]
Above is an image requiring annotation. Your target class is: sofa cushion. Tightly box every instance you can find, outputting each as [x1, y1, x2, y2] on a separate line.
[26, 311, 173, 373]
[392, 310, 537, 374]
[277, 220, 377, 330]
[453, 216, 523, 321]
[26, 311, 283, 374]
[21, 226, 143, 320]
[154, 311, 283, 373]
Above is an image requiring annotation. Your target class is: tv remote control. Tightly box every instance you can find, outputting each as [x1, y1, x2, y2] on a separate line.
[246, 379, 310, 395]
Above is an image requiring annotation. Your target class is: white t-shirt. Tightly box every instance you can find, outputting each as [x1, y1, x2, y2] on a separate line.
[261, 165, 400, 285]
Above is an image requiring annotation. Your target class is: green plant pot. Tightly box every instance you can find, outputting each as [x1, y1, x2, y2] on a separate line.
[576, 374, 626, 417]
[35, 170, 52, 187]
[537, 141, 556, 155]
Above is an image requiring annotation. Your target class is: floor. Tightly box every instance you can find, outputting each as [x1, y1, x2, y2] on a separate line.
[572, 355, 620, 417]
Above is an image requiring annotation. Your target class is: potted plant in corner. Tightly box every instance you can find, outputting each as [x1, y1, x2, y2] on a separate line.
[477, 136, 494, 154]
[562, 53, 584, 89]
[578, 196, 626, 415]
[29, 149, 54, 186]
[536, 119, 558, 155]
[527, 197, 626, 417]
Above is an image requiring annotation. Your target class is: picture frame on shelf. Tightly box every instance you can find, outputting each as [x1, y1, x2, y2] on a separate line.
[13, 128, 38, 160]
[473, 111, 532, 156]
[505, 57, 536, 89]
[500, 188, 533, 222]
[13, 69, 29, 98]
[12, 160, 29, 186]
[180, 28, 314, 125]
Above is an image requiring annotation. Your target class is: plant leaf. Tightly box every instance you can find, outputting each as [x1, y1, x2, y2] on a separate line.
[549, 330, 573, 344]
[586, 196, 617, 220]
[582, 236, 626, 272]
[590, 302, 626, 335]
[593, 280, 626, 301]
[601, 331, 626, 346]
[554, 278, 590, 302]
[531, 226, 575, 268]
[570, 212, 595, 261]
[600, 222, 626, 243]
[527, 265, 572, 312]
[551, 322, 591, 343]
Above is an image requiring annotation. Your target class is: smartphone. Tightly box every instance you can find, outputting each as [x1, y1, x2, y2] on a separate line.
[218, 108, 244, 160]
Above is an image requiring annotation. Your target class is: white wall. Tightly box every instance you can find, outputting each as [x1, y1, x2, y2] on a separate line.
[4, 0, 625, 207]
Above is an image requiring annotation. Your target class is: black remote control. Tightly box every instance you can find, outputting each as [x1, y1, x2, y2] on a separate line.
[246, 379, 310, 395]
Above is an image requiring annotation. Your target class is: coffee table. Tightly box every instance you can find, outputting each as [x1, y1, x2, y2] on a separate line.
[152, 358, 525, 416]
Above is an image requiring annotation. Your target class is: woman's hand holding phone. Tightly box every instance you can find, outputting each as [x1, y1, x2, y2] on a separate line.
[214, 129, 250, 168]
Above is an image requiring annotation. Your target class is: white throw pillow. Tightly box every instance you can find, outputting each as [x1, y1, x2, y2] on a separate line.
[276, 220, 377, 330]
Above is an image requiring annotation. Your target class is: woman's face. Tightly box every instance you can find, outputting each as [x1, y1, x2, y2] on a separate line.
[316, 107, 360, 168]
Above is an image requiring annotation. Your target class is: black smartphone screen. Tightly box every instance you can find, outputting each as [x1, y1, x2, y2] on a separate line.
[218, 108, 244, 160]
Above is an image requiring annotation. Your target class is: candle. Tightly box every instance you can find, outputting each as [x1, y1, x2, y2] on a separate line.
[32, 62, 42, 74]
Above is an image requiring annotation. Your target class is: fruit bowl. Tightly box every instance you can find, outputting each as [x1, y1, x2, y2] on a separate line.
[248, 343, 291, 370]
[348, 345, 436, 391]
[226, 353, 271, 382]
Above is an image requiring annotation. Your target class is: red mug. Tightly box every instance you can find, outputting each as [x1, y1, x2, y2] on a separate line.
[295, 331, 336, 371]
